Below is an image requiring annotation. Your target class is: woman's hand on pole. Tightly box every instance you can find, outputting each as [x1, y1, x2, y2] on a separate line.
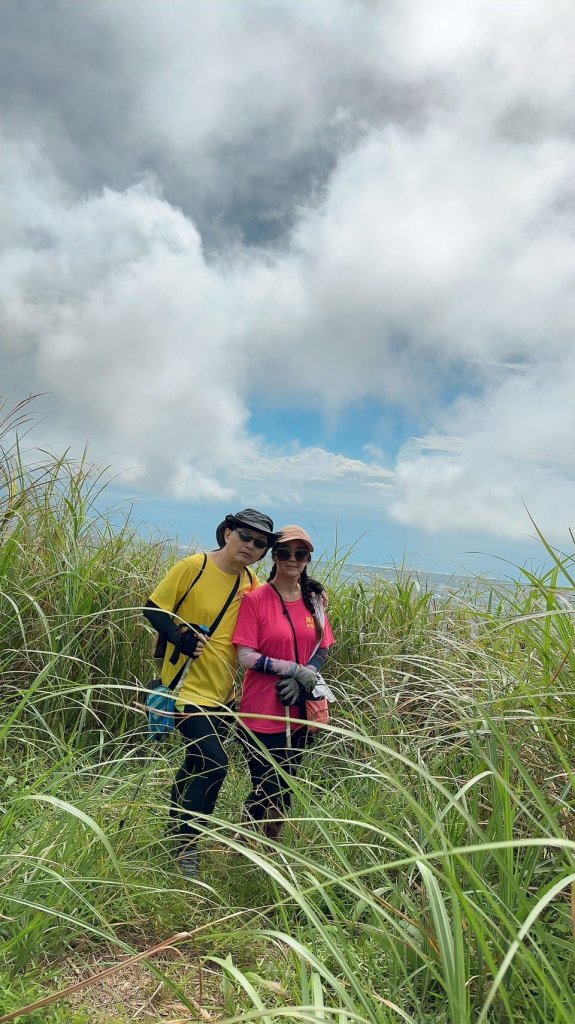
[276, 676, 301, 706]
[291, 663, 318, 690]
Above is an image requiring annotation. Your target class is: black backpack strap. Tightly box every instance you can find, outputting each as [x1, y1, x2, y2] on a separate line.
[167, 553, 207, 668]
[173, 553, 207, 618]
[167, 565, 243, 689]
[206, 563, 253, 636]
[206, 573, 241, 636]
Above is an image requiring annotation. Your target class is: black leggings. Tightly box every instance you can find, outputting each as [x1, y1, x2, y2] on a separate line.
[170, 704, 234, 845]
[238, 726, 308, 821]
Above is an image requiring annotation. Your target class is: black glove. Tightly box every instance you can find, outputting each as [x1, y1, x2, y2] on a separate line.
[180, 630, 200, 657]
[276, 676, 302, 706]
[181, 623, 210, 658]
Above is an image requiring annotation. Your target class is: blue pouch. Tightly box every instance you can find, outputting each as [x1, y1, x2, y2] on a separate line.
[146, 681, 177, 739]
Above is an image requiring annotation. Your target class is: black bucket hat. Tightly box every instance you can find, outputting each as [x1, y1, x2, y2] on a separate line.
[215, 508, 278, 549]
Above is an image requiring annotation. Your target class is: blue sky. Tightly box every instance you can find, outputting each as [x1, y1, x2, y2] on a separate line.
[1, 0, 574, 577]
[103, 478, 550, 580]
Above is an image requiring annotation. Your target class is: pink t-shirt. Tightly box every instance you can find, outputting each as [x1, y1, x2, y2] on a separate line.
[233, 583, 334, 733]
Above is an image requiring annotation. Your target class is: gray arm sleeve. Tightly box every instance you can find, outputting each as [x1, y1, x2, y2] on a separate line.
[236, 645, 298, 678]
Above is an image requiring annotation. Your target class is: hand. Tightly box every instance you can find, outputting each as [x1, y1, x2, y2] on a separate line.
[193, 635, 207, 659]
[291, 663, 318, 692]
[276, 676, 302, 706]
[180, 630, 199, 657]
[180, 627, 208, 658]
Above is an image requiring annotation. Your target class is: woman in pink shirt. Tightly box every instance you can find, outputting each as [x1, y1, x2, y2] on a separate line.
[232, 525, 334, 840]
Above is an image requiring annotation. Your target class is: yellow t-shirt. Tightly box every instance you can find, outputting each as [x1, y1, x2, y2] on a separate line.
[149, 552, 260, 707]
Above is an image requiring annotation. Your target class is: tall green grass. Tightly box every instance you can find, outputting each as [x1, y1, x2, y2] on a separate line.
[1, 398, 574, 1023]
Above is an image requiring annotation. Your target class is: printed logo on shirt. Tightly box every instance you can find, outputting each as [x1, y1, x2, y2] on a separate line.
[305, 615, 315, 629]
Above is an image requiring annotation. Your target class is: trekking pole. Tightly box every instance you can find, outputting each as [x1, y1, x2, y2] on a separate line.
[285, 706, 292, 749]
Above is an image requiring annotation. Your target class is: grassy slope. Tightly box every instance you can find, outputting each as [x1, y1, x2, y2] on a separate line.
[1, 402, 574, 1023]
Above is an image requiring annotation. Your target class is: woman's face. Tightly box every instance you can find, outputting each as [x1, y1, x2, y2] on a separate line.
[273, 539, 311, 583]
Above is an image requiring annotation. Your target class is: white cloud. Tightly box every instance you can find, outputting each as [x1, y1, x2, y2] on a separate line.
[391, 357, 575, 539]
[234, 446, 394, 483]
[1, 0, 575, 543]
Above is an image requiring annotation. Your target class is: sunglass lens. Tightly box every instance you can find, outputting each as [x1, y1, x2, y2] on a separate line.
[274, 547, 310, 562]
[237, 529, 267, 549]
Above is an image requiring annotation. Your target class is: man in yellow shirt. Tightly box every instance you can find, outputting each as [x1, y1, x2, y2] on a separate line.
[143, 508, 277, 878]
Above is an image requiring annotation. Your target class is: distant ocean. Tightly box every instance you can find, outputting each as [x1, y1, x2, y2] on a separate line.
[315, 561, 505, 598]
[321, 562, 574, 607]
[176, 546, 511, 599]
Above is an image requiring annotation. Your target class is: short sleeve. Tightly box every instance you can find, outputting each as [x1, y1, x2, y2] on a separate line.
[233, 591, 260, 648]
[149, 555, 202, 612]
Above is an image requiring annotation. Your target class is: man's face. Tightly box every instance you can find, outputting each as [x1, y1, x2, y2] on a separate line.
[224, 526, 268, 565]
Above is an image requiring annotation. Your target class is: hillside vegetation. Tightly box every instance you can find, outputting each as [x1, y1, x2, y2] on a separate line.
[1, 399, 574, 1023]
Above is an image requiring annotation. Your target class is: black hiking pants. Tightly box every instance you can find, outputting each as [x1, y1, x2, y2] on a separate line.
[238, 726, 308, 822]
[170, 704, 234, 847]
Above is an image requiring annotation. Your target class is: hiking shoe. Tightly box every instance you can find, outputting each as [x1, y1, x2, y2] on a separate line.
[177, 850, 200, 879]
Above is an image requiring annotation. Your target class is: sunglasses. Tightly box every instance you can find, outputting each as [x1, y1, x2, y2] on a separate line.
[274, 546, 311, 563]
[235, 528, 268, 550]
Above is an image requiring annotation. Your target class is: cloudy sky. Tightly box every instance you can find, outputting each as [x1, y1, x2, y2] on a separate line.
[1, 0, 574, 574]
